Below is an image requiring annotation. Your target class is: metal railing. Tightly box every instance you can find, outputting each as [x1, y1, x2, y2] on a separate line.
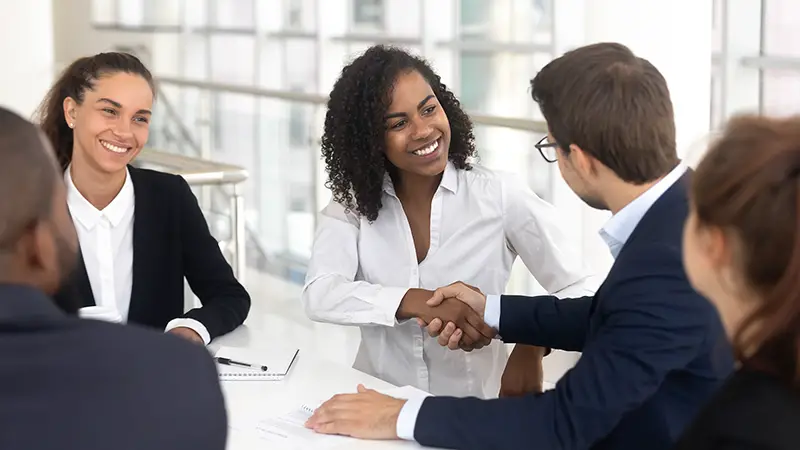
[135, 149, 249, 284]
[155, 76, 550, 133]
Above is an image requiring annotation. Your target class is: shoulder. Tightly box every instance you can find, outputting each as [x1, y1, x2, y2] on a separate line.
[128, 166, 187, 192]
[319, 197, 362, 228]
[458, 164, 526, 197]
[68, 319, 220, 388]
[687, 371, 800, 445]
[604, 242, 717, 317]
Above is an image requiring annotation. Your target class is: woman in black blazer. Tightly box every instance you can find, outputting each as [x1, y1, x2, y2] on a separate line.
[677, 115, 800, 449]
[37, 52, 250, 344]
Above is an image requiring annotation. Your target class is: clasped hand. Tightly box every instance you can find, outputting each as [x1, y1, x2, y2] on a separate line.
[417, 282, 496, 351]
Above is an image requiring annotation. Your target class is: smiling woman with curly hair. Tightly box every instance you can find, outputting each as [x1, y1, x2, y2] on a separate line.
[302, 45, 595, 399]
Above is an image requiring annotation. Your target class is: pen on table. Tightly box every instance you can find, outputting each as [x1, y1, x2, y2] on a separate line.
[215, 357, 268, 371]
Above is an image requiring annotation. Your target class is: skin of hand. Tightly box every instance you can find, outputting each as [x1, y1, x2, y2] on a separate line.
[417, 281, 493, 350]
[168, 327, 204, 344]
[499, 345, 546, 397]
[401, 287, 494, 348]
[305, 384, 406, 440]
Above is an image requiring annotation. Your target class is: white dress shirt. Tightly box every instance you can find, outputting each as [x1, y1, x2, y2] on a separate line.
[302, 162, 596, 400]
[65, 167, 211, 344]
[395, 162, 688, 440]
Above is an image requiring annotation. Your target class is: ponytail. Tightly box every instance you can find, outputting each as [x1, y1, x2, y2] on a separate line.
[35, 53, 156, 171]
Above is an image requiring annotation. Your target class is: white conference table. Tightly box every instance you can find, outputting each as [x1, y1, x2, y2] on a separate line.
[210, 324, 435, 450]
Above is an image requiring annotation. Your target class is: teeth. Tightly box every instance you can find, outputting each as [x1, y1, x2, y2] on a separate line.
[413, 139, 439, 156]
[101, 140, 129, 154]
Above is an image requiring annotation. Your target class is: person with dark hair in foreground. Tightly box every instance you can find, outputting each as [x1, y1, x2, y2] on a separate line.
[0, 107, 227, 450]
[675, 115, 800, 449]
[37, 52, 249, 344]
[305, 42, 733, 450]
[302, 45, 595, 399]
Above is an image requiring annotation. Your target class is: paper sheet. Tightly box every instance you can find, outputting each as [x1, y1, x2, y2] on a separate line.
[228, 386, 431, 449]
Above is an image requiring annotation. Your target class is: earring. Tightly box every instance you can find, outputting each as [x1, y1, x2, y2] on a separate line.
[69, 122, 74, 128]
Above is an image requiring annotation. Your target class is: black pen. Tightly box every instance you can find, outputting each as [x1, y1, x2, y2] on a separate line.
[215, 357, 268, 371]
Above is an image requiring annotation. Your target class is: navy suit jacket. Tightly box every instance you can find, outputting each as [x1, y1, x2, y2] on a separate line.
[0, 284, 228, 450]
[414, 173, 733, 450]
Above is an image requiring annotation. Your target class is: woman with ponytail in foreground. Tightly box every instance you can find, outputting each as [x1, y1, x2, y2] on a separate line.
[37, 52, 250, 344]
[676, 115, 800, 449]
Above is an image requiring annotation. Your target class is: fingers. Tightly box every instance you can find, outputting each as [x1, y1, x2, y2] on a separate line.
[457, 320, 485, 345]
[416, 318, 427, 328]
[464, 308, 497, 341]
[448, 328, 461, 350]
[426, 318, 444, 337]
[462, 282, 483, 294]
[427, 285, 464, 306]
[427, 289, 446, 307]
[437, 322, 458, 346]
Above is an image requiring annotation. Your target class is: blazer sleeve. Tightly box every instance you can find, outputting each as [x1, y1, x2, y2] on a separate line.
[499, 294, 593, 351]
[414, 244, 714, 450]
[176, 176, 251, 339]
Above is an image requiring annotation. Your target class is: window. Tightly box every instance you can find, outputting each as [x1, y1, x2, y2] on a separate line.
[352, 0, 384, 29]
[459, 0, 490, 38]
[288, 88, 309, 148]
[287, 0, 303, 28]
[459, 53, 493, 112]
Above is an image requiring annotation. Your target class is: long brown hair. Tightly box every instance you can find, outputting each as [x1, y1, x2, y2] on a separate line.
[692, 114, 800, 386]
[35, 52, 156, 171]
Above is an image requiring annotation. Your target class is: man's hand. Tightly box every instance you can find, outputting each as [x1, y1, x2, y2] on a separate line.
[429, 281, 488, 316]
[305, 384, 405, 440]
[417, 297, 495, 349]
[168, 327, 204, 344]
[400, 288, 494, 349]
[499, 345, 545, 397]
[418, 282, 493, 350]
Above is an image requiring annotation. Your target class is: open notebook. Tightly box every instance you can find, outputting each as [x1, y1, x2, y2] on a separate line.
[214, 346, 300, 381]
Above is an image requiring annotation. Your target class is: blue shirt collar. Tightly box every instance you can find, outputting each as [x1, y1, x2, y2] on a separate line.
[599, 163, 687, 258]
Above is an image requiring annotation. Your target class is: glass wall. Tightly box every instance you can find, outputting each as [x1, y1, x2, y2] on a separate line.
[88, 0, 799, 289]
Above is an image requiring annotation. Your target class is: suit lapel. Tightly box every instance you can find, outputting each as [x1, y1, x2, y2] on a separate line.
[73, 250, 96, 308]
[128, 167, 153, 322]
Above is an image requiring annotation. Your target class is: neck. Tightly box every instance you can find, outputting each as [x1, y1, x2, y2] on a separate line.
[69, 160, 127, 211]
[394, 170, 442, 204]
[603, 174, 666, 215]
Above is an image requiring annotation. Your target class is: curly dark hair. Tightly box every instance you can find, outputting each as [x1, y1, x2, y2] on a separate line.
[321, 45, 477, 222]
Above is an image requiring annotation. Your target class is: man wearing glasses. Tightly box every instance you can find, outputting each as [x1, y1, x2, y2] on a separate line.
[304, 42, 733, 450]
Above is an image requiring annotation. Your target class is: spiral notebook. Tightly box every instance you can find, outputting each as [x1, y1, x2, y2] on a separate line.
[214, 346, 300, 381]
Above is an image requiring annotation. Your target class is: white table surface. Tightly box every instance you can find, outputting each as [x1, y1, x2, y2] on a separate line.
[206, 273, 562, 449]
[210, 324, 434, 450]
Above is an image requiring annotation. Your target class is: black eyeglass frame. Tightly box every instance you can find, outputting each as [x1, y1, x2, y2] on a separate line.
[534, 135, 559, 163]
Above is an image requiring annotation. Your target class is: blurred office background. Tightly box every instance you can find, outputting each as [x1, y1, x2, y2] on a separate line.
[1, 1, 798, 365]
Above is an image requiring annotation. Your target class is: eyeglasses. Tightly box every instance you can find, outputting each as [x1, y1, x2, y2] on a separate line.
[535, 135, 559, 163]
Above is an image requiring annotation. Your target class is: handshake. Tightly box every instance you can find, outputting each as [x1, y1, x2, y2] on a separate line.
[398, 282, 496, 351]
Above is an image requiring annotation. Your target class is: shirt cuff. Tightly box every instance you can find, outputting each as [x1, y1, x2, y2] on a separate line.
[165, 318, 211, 345]
[396, 397, 425, 441]
[484, 295, 502, 330]
[376, 286, 411, 326]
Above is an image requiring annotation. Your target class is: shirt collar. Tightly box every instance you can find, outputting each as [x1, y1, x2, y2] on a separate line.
[599, 163, 688, 258]
[382, 161, 459, 197]
[65, 166, 134, 230]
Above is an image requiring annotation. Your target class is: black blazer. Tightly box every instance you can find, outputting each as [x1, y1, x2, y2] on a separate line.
[0, 284, 227, 450]
[55, 166, 250, 340]
[675, 369, 800, 449]
[413, 172, 734, 450]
